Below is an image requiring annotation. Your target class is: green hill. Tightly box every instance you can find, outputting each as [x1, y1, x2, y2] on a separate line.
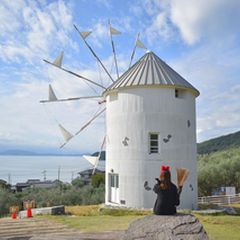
[197, 131, 240, 154]
[197, 130, 240, 196]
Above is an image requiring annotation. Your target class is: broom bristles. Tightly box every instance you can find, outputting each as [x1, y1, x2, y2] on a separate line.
[176, 168, 190, 187]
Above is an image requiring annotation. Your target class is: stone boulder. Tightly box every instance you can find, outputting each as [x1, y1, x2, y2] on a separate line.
[123, 214, 208, 240]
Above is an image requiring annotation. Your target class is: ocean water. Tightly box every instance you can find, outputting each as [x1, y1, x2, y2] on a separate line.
[0, 155, 105, 185]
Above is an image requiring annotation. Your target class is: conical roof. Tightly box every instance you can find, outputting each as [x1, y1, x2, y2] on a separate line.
[105, 52, 199, 97]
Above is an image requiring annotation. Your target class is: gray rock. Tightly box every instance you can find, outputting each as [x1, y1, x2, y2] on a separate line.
[123, 214, 208, 240]
[222, 206, 237, 215]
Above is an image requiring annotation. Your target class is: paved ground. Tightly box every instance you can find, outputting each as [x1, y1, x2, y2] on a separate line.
[0, 217, 124, 240]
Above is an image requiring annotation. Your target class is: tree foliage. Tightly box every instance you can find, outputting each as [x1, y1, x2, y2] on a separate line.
[0, 181, 105, 216]
[91, 173, 105, 188]
[198, 147, 240, 196]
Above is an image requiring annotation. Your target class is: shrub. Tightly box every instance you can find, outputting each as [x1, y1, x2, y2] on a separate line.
[91, 173, 105, 188]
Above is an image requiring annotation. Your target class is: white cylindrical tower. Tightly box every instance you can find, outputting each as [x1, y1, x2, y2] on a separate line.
[103, 52, 200, 209]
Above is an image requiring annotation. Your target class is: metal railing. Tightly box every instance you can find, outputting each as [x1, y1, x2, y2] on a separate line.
[198, 193, 240, 205]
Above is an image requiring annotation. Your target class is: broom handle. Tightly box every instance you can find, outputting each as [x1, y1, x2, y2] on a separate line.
[178, 186, 183, 195]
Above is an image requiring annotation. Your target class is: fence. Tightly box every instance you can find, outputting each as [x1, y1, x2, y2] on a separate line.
[198, 193, 240, 205]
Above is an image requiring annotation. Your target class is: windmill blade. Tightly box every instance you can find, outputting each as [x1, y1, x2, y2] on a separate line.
[40, 95, 101, 103]
[129, 34, 148, 69]
[60, 108, 106, 148]
[58, 124, 73, 142]
[75, 108, 106, 136]
[92, 136, 106, 175]
[79, 31, 92, 39]
[48, 84, 58, 102]
[129, 32, 140, 69]
[53, 51, 64, 67]
[74, 24, 115, 83]
[136, 39, 147, 50]
[43, 59, 106, 90]
[109, 20, 120, 79]
[110, 26, 121, 35]
[83, 155, 99, 166]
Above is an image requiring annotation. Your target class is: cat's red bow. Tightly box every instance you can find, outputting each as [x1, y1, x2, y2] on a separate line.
[161, 165, 170, 171]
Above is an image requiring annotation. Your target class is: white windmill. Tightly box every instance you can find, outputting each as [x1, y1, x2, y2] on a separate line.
[40, 21, 147, 174]
[41, 21, 200, 210]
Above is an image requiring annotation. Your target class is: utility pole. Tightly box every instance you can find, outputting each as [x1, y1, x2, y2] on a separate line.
[58, 166, 61, 181]
[71, 171, 74, 182]
[42, 170, 47, 181]
[8, 173, 11, 185]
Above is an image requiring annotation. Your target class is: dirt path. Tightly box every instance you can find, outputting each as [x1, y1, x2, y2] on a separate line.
[0, 217, 124, 240]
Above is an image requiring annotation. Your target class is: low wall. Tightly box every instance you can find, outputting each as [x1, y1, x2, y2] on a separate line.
[19, 205, 65, 218]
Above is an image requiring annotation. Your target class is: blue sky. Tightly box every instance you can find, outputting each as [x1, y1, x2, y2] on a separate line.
[0, 0, 240, 154]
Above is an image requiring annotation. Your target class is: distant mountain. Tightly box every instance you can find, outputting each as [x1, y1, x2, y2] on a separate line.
[0, 149, 82, 156]
[91, 151, 105, 161]
[197, 130, 240, 155]
[0, 149, 37, 156]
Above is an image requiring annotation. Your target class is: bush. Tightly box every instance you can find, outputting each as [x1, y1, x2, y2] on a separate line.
[71, 178, 84, 188]
[198, 147, 240, 196]
[0, 189, 18, 216]
[91, 173, 105, 188]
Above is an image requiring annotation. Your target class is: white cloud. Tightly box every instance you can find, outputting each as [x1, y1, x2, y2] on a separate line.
[170, 0, 240, 44]
[0, 71, 105, 152]
[0, 0, 25, 36]
[1, 0, 239, 152]
[0, 0, 76, 63]
[143, 0, 240, 45]
[146, 11, 173, 41]
[169, 42, 240, 142]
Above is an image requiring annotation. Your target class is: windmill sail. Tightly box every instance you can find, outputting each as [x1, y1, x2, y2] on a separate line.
[110, 26, 121, 35]
[79, 31, 92, 39]
[59, 124, 73, 142]
[48, 84, 58, 102]
[53, 52, 64, 67]
[129, 33, 148, 68]
[129, 32, 140, 68]
[109, 20, 120, 79]
[83, 155, 99, 166]
[74, 24, 115, 83]
[92, 136, 106, 175]
[60, 108, 106, 148]
[136, 39, 147, 50]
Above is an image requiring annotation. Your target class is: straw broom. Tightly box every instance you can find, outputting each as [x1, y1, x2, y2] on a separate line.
[176, 168, 190, 195]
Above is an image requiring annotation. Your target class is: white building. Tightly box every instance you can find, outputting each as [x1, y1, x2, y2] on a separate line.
[103, 52, 200, 210]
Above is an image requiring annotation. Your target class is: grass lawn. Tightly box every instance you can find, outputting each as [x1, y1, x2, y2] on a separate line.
[46, 215, 144, 232]
[41, 205, 240, 239]
[196, 214, 240, 240]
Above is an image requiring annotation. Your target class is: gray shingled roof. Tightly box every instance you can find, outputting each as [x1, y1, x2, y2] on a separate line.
[105, 52, 199, 96]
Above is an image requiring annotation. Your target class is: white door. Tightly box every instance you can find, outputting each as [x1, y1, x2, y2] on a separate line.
[109, 174, 119, 203]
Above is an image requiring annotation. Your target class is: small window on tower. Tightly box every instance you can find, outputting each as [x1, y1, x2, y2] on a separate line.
[175, 89, 179, 98]
[149, 133, 159, 154]
[175, 88, 186, 98]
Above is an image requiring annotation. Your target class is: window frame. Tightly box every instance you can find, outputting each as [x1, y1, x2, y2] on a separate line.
[149, 132, 160, 154]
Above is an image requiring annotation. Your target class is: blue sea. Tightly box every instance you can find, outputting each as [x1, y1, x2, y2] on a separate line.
[0, 156, 105, 185]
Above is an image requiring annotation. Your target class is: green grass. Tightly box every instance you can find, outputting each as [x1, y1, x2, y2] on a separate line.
[44, 215, 144, 232]
[40, 205, 240, 239]
[196, 214, 240, 240]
